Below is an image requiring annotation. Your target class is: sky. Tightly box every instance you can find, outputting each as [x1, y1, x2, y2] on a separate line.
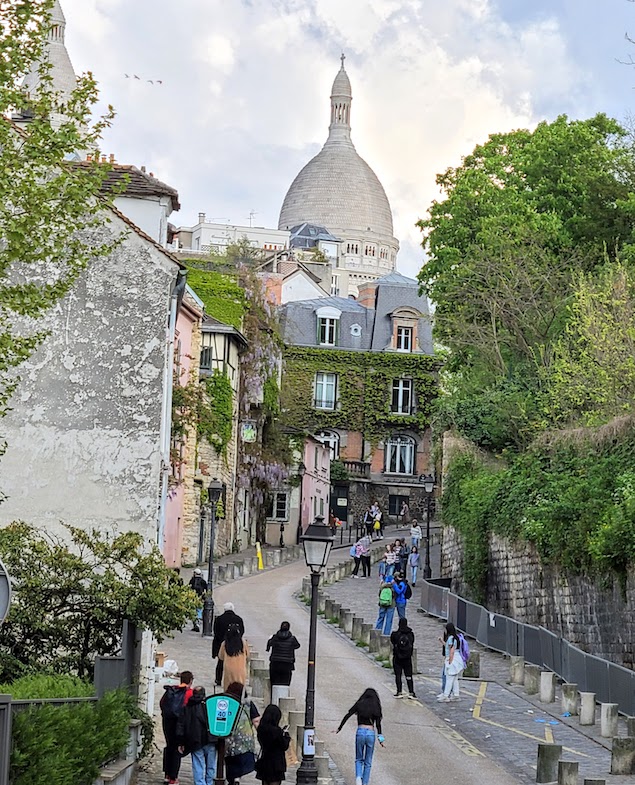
[60, 0, 635, 279]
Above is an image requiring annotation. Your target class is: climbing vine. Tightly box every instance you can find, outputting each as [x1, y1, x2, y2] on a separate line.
[198, 371, 234, 456]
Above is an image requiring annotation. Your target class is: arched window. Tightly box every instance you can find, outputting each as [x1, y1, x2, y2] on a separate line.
[315, 429, 340, 460]
[385, 435, 416, 475]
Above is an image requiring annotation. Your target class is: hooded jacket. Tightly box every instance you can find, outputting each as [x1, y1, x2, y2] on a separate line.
[256, 722, 290, 782]
[212, 609, 245, 658]
[176, 690, 218, 753]
[266, 628, 301, 665]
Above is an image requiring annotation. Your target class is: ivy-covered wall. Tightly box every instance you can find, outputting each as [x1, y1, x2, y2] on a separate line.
[281, 347, 439, 444]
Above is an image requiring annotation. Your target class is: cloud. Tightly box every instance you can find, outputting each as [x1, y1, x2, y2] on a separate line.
[59, 0, 617, 278]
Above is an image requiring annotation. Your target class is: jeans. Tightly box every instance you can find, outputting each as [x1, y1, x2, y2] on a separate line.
[191, 744, 217, 785]
[355, 727, 376, 785]
[441, 664, 446, 692]
[411, 565, 418, 584]
[375, 605, 395, 634]
[411, 537, 420, 548]
[396, 602, 407, 620]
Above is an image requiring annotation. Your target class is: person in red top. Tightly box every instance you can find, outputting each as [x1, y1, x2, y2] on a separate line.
[160, 670, 194, 784]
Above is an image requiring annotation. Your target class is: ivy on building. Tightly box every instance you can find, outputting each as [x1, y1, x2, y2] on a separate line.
[183, 266, 246, 330]
[281, 347, 439, 444]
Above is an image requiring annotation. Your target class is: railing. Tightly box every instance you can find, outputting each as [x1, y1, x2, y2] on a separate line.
[419, 581, 635, 716]
[341, 460, 370, 479]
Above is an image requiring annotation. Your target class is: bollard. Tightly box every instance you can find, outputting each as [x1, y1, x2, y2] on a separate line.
[271, 685, 290, 706]
[342, 610, 354, 636]
[330, 603, 341, 621]
[369, 629, 381, 653]
[216, 564, 226, 583]
[536, 743, 562, 783]
[288, 709, 304, 740]
[561, 684, 578, 716]
[338, 607, 350, 630]
[627, 716, 635, 738]
[315, 755, 330, 779]
[379, 635, 392, 659]
[272, 550, 281, 566]
[317, 591, 326, 613]
[579, 692, 596, 726]
[352, 616, 363, 641]
[279, 696, 296, 726]
[327, 568, 337, 584]
[302, 577, 311, 597]
[510, 656, 525, 685]
[558, 761, 578, 785]
[315, 739, 325, 757]
[234, 561, 245, 577]
[296, 724, 305, 758]
[464, 651, 480, 679]
[611, 737, 635, 775]
[583, 780, 605, 785]
[249, 657, 265, 676]
[324, 599, 334, 620]
[524, 664, 540, 695]
[251, 667, 271, 703]
[412, 647, 418, 675]
[360, 622, 372, 646]
[265, 551, 274, 568]
[540, 672, 556, 704]
[600, 703, 618, 739]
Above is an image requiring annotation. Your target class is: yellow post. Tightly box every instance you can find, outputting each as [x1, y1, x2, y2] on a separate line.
[256, 541, 264, 571]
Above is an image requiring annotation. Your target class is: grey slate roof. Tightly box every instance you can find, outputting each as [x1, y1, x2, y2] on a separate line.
[73, 163, 181, 211]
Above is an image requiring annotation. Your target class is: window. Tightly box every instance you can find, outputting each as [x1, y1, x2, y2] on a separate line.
[330, 276, 340, 296]
[396, 326, 413, 352]
[318, 317, 338, 345]
[385, 435, 416, 475]
[315, 429, 340, 460]
[266, 491, 289, 520]
[391, 379, 413, 415]
[314, 372, 337, 410]
[389, 494, 410, 516]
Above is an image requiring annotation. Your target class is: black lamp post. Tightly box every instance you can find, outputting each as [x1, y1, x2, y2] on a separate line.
[295, 461, 307, 545]
[419, 473, 435, 580]
[297, 515, 334, 785]
[202, 478, 223, 638]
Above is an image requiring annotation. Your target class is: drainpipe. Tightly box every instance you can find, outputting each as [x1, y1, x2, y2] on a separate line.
[157, 268, 187, 553]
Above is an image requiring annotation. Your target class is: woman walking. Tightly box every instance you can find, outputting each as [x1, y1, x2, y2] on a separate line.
[336, 688, 385, 785]
[255, 704, 291, 785]
[409, 546, 419, 586]
[219, 625, 250, 691]
[266, 621, 301, 689]
[410, 520, 422, 549]
[385, 544, 397, 577]
[438, 622, 464, 702]
[224, 681, 260, 785]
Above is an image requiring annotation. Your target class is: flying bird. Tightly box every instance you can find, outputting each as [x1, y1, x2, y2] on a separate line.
[157, 80, 163, 85]
[133, 74, 140, 80]
[124, 73, 129, 78]
[147, 80, 153, 84]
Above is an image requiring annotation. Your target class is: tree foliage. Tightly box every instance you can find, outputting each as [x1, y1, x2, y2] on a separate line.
[0, 523, 198, 681]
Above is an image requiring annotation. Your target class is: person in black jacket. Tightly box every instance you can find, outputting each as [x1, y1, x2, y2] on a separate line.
[188, 569, 208, 632]
[255, 704, 291, 784]
[212, 602, 245, 686]
[177, 686, 218, 785]
[266, 621, 301, 687]
[390, 617, 416, 698]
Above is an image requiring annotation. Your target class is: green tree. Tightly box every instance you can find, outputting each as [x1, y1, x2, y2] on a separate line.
[0, 523, 198, 681]
[0, 1, 114, 425]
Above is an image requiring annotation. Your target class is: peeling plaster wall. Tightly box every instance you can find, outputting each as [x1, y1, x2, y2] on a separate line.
[0, 213, 180, 546]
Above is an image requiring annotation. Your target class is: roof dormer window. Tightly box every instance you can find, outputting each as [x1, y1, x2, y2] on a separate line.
[316, 305, 342, 347]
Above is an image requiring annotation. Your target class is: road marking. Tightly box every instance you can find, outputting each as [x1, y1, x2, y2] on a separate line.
[436, 724, 485, 757]
[545, 725, 554, 743]
[473, 681, 487, 719]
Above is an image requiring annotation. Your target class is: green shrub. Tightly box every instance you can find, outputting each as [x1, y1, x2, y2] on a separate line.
[0, 673, 94, 699]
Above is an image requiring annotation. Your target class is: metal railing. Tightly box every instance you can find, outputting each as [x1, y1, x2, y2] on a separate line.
[420, 581, 635, 716]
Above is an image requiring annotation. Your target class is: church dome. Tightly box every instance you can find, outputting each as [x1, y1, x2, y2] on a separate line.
[278, 57, 395, 240]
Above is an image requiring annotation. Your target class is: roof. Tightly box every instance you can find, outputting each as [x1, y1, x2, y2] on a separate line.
[74, 163, 181, 211]
[287, 295, 367, 312]
[290, 222, 340, 247]
[376, 271, 419, 286]
[331, 62, 352, 98]
[201, 316, 248, 348]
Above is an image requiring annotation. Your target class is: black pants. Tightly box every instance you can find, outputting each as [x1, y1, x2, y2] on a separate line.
[352, 556, 361, 575]
[393, 656, 414, 694]
[162, 715, 182, 780]
[361, 555, 371, 577]
[270, 661, 293, 686]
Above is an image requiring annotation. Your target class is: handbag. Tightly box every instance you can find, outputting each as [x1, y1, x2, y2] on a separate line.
[373, 520, 381, 531]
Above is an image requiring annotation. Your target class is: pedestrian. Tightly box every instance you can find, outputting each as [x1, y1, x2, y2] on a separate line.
[188, 568, 208, 632]
[377, 555, 387, 582]
[351, 540, 363, 577]
[400, 500, 410, 525]
[410, 519, 422, 549]
[438, 622, 464, 702]
[397, 539, 409, 575]
[335, 687, 385, 785]
[266, 621, 301, 688]
[392, 571, 412, 620]
[255, 704, 291, 784]
[177, 685, 218, 785]
[384, 543, 397, 577]
[219, 624, 250, 692]
[374, 576, 395, 635]
[224, 682, 260, 785]
[363, 506, 374, 538]
[160, 669, 194, 785]
[212, 602, 245, 687]
[409, 546, 419, 586]
[390, 617, 416, 698]
[359, 534, 371, 578]
[374, 506, 384, 539]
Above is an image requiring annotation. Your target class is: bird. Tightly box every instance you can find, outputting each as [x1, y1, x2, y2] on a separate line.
[124, 73, 129, 78]
[157, 80, 163, 85]
[133, 74, 140, 80]
[147, 80, 153, 84]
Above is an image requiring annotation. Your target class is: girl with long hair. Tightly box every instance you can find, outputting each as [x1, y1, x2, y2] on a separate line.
[438, 621, 464, 702]
[219, 625, 250, 691]
[336, 687, 384, 785]
[255, 704, 291, 785]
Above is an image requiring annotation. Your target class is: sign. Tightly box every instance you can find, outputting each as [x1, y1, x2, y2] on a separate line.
[0, 558, 11, 624]
[241, 421, 257, 443]
[205, 694, 241, 738]
[337, 497, 347, 506]
[303, 728, 315, 755]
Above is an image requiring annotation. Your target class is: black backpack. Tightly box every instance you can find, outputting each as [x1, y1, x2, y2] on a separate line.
[395, 631, 413, 659]
[404, 581, 413, 600]
[161, 685, 187, 719]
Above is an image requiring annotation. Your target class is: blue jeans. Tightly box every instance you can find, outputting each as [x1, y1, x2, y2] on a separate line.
[441, 665, 446, 692]
[375, 605, 395, 634]
[411, 565, 418, 584]
[396, 602, 407, 620]
[355, 727, 375, 785]
[411, 537, 420, 548]
[191, 743, 217, 785]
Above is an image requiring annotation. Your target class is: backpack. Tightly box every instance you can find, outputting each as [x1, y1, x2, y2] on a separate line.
[350, 544, 356, 557]
[395, 631, 413, 659]
[458, 633, 470, 663]
[161, 685, 187, 719]
[379, 586, 394, 607]
[404, 582, 413, 600]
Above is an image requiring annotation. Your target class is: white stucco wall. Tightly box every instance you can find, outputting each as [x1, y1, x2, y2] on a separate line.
[114, 194, 169, 246]
[281, 272, 326, 303]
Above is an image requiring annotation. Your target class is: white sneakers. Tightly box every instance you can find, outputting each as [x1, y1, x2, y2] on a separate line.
[356, 778, 363, 785]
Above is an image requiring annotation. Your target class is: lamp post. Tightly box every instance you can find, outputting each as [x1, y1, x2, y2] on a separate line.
[419, 473, 435, 580]
[295, 461, 307, 545]
[202, 478, 224, 638]
[297, 515, 334, 785]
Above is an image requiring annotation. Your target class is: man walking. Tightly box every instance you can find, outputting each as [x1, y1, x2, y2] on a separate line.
[390, 618, 416, 699]
[160, 669, 194, 785]
[374, 576, 396, 634]
[188, 568, 208, 632]
[212, 602, 244, 687]
[393, 572, 411, 620]
[177, 685, 218, 785]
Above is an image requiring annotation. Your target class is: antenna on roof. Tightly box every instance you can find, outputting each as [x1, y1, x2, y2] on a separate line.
[248, 210, 258, 227]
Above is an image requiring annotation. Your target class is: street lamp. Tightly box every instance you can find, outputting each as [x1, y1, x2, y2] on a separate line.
[295, 461, 307, 545]
[297, 515, 334, 785]
[419, 473, 435, 580]
[202, 477, 224, 637]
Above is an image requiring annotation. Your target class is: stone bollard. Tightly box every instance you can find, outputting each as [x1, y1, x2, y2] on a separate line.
[296, 725, 305, 758]
[342, 610, 354, 636]
[558, 761, 578, 785]
[271, 550, 281, 566]
[288, 709, 304, 742]
[361, 622, 372, 646]
[369, 629, 381, 653]
[338, 607, 350, 629]
[600, 703, 618, 739]
[327, 568, 337, 584]
[279, 696, 296, 726]
[510, 655, 525, 685]
[271, 685, 290, 706]
[579, 692, 596, 726]
[540, 672, 556, 704]
[524, 664, 540, 695]
[627, 716, 635, 737]
[324, 599, 334, 620]
[265, 551, 275, 568]
[536, 743, 562, 783]
[216, 564, 226, 583]
[315, 739, 325, 756]
[317, 591, 326, 613]
[561, 684, 578, 716]
[249, 658, 265, 678]
[235, 561, 245, 577]
[330, 603, 341, 621]
[412, 647, 418, 675]
[352, 616, 363, 641]
[583, 780, 606, 785]
[379, 635, 392, 659]
[611, 737, 635, 775]
[251, 667, 271, 703]
[315, 755, 330, 779]
[464, 652, 480, 679]
[302, 577, 311, 597]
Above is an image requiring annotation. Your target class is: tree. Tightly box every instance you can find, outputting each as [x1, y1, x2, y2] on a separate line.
[0, 1, 114, 426]
[0, 523, 198, 681]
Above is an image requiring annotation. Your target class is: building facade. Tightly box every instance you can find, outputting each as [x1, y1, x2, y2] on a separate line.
[173, 214, 290, 256]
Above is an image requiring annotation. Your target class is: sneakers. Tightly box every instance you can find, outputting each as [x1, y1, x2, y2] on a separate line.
[408, 692, 417, 699]
[437, 696, 450, 702]
[356, 777, 363, 785]
[192, 625, 200, 632]
[449, 695, 460, 701]
[436, 692, 445, 698]
[394, 691, 404, 698]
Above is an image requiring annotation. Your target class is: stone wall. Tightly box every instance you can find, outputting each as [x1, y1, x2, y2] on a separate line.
[442, 525, 635, 669]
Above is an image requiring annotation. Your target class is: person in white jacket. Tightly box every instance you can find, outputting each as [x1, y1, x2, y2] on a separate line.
[410, 521, 423, 548]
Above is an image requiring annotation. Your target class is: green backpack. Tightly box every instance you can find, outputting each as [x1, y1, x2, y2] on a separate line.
[379, 586, 393, 607]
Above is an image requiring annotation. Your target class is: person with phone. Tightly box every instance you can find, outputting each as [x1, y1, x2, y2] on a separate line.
[255, 704, 291, 785]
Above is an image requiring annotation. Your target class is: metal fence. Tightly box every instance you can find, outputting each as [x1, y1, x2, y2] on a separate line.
[420, 581, 635, 717]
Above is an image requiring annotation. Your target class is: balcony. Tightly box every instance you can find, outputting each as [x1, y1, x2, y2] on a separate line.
[341, 460, 370, 479]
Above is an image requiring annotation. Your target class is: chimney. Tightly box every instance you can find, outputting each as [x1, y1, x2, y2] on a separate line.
[357, 281, 377, 309]
[101, 155, 107, 163]
[140, 165, 146, 173]
[109, 154, 115, 164]
[198, 212, 206, 223]
[86, 154, 92, 162]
